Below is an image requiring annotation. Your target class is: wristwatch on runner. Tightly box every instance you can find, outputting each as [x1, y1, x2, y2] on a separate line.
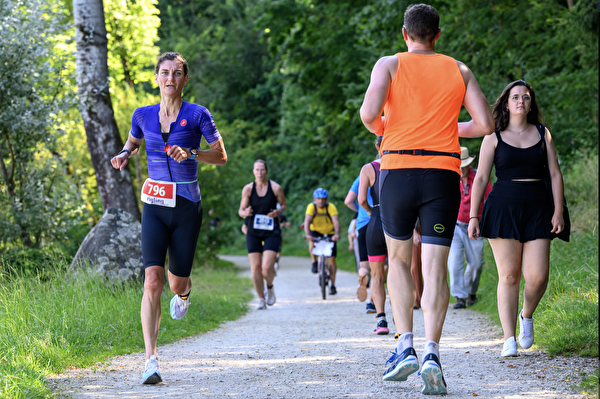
[189, 147, 198, 160]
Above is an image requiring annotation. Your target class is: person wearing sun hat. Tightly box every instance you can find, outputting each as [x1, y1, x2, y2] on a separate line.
[447, 146, 492, 309]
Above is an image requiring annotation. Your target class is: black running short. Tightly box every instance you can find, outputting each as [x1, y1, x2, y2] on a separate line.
[379, 168, 460, 247]
[141, 195, 203, 278]
[366, 207, 387, 262]
[356, 224, 368, 262]
[246, 233, 282, 254]
[309, 230, 338, 257]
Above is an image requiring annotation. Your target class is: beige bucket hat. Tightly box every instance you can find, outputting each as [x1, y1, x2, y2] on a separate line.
[460, 146, 476, 168]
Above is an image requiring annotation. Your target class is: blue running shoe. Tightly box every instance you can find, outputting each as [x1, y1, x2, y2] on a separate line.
[366, 302, 377, 314]
[141, 355, 162, 384]
[382, 347, 419, 381]
[419, 353, 447, 395]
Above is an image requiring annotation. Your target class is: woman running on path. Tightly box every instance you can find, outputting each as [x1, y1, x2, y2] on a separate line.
[110, 52, 227, 385]
[238, 160, 287, 310]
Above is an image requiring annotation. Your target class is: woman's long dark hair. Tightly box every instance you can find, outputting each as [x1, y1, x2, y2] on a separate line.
[492, 80, 546, 132]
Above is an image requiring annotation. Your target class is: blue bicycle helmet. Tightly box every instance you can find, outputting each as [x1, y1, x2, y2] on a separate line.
[313, 188, 328, 198]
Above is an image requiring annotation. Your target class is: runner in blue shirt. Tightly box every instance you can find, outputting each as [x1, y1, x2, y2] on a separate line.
[110, 52, 227, 385]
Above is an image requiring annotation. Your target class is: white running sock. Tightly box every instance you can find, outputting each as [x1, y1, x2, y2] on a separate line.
[396, 332, 414, 353]
[424, 340, 440, 360]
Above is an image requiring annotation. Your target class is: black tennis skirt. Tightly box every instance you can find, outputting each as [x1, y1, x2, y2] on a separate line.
[480, 180, 554, 243]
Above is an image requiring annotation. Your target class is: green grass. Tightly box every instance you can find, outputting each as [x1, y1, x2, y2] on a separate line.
[0, 258, 252, 399]
[577, 369, 599, 399]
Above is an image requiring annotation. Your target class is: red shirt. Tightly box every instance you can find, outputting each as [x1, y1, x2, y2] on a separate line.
[458, 167, 492, 223]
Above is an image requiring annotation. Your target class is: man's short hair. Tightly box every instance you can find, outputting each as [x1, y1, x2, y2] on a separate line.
[403, 4, 439, 43]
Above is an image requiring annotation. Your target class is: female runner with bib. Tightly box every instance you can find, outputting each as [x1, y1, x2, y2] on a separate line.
[110, 52, 227, 385]
[238, 160, 287, 310]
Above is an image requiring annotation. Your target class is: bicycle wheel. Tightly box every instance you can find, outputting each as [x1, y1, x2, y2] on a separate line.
[319, 255, 327, 300]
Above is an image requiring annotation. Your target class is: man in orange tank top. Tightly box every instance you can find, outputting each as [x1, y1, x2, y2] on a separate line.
[360, 4, 494, 395]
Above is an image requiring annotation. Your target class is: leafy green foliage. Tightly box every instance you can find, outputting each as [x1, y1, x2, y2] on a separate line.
[0, 0, 84, 249]
[155, 0, 598, 240]
[105, 0, 161, 88]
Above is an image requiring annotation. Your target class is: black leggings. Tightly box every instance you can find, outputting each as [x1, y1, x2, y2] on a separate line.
[141, 196, 203, 277]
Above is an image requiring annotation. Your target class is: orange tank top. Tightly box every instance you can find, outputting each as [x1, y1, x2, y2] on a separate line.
[381, 52, 465, 174]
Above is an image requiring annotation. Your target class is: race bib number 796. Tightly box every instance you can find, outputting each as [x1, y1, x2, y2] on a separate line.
[141, 178, 176, 207]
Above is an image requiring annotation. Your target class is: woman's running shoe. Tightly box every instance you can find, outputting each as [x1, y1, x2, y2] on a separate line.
[266, 287, 276, 306]
[356, 274, 369, 301]
[366, 302, 377, 314]
[256, 297, 267, 310]
[170, 294, 190, 320]
[141, 355, 162, 384]
[374, 318, 389, 335]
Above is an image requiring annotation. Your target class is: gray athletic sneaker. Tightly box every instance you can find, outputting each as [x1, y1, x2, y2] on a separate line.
[266, 287, 276, 306]
[256, 297, 267, 310]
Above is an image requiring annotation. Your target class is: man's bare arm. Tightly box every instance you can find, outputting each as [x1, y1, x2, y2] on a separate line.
[360, 56, 396, 135]
[457, 62, 494, 138]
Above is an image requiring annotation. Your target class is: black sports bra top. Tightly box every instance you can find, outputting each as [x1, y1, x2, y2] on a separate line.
[494, 126, 547, 181]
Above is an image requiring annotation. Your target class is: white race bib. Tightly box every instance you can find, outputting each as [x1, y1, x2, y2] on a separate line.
[253, 214, 274, 231]
[141, 178, 176, 208]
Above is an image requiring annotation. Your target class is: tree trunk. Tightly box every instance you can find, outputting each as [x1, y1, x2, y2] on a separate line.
[73, 0, 140, 220]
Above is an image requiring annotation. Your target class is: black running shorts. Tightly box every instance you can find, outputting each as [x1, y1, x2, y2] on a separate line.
[356, 224, 368, 262]
[379, 168, 460, 247]
[141, 195, 203, 277]
[246, 233, 282, 254]
[366, 207, 387, 261]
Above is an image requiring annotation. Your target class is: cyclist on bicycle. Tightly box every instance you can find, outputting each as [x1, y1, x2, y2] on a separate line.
[303, 188, 340, 295]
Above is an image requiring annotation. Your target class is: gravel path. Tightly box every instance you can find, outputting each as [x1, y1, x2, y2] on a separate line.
[52, 255, 597, 398]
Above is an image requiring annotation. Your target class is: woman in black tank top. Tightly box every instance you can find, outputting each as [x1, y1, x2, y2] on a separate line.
[238, 160, 287, 310]
[467, 80, 566, 358]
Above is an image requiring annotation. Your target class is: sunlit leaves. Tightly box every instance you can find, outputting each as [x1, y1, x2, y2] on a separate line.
[0, 0, 82, 248]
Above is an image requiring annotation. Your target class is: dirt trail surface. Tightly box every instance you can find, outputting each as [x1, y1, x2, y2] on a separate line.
[52, 255, 597, 398]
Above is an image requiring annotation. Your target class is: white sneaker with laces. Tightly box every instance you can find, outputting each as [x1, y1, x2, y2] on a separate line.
[141, 355, 162, 384]
[266, 287, 276, 306]
[170, 294, 190, 320]
[518, 311, 534, 349]
[501, 336, 518, 357]
[256, 297, 267, 310]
